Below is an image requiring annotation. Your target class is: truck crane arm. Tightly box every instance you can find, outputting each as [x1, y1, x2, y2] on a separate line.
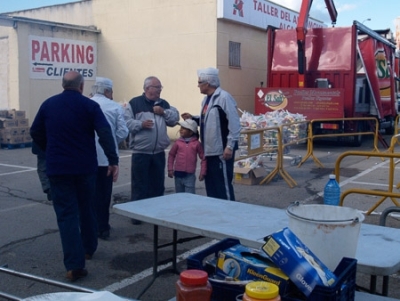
[296, 0, 338, 87]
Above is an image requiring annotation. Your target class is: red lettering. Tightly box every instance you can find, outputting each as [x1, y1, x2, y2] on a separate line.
[76, 45, 84, 63]
[51, 42, 60, 62]
[31, 40, 40, 60]
[40, 41, 50, 61]
[30, 38, 95, 64]
[61, 43, 70, 63]
[86, 46, 94, 64]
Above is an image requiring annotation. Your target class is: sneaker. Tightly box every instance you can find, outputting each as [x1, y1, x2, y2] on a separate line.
[44, 189, 52, 201]
[66, 268, 88, 281]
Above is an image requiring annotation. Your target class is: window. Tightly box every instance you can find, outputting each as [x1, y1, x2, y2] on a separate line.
[229, 41, 241, 68]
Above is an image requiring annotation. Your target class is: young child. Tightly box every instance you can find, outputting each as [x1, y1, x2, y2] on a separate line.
[168, 119, 206, 194]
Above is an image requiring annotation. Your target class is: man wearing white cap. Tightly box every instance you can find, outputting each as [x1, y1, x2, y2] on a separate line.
[182, 67, 241, 201]
[91, 77, 128, 239]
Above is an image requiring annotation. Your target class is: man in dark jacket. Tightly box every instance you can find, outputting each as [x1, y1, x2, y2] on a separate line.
[30, 71, 119, 281]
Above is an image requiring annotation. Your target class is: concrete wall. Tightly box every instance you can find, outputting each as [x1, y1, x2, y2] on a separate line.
[8, 1, 94, 26]
[0, 33, 10, 109]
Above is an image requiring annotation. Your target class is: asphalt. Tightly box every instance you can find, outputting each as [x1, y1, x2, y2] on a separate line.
[0, 135, 400, 300]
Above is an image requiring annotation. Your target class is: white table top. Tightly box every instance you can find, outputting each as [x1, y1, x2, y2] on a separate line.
[113, 193, 400, 276]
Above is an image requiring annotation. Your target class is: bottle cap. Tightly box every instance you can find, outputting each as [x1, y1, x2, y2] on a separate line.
[180, 269, 208, 285]
[245, 281, 279, 299]
[329, 174, 336, 179]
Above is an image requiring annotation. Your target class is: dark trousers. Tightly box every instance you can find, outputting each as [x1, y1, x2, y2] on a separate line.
[95, 166, 113, 233]
[37, 154, 50, 193]
[204, 154, 236, 201]
[49, 173, 98, 271]
[131, 152, 165, 201]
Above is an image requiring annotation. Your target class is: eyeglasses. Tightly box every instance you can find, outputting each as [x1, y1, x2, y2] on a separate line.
[198, 81, 207, 85]
[149, 85, 163, 90]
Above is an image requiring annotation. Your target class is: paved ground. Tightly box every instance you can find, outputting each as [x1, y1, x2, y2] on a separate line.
[0, 135, 400, 300]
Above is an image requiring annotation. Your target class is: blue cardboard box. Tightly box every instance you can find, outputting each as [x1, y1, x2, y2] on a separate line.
[262, 227, 337, 297]
[215, 243, 290, 294]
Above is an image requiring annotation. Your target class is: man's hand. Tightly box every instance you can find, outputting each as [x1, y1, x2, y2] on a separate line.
[223, 147, 233, 160]
[107, 165, 119, 182]
[142, 119, 154, 128]
[153, 106, 165, 116]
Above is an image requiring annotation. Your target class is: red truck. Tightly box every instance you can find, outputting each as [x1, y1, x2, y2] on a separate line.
[255, 0, 399, 146]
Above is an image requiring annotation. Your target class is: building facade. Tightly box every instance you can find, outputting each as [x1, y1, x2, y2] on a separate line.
[0, 0, 323, 138]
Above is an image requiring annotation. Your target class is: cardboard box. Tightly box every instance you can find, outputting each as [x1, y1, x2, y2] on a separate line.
[18, 127, 30, 136]
[234, 166, 267, 185]
[216, 243, 291, 294]
[0, 118, 18, 128]
[17, 118, 29, 127]
[0, 110, 8, 118]
[262, 227, 337, 297]
[23, 135, 33, 143]
[7, 109, 26, 120]
[0, 127, 20, 139]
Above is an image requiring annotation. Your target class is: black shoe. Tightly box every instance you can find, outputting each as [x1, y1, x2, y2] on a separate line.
[44, 189, 52, 201]
[85, 254, 93, 260]
[66, 268, 88, 281]
[131, 219, 142, 225]
[98, 230, 110, 240]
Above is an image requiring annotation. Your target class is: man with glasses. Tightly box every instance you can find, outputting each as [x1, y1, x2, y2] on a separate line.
[124, 76, 179, 224]
[182, 67, 241, 201]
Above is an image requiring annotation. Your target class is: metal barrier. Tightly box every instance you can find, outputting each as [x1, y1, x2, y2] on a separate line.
[0, 265, 96, 301]
[236, 121, 308, 188]
[298, 117, 381, 168]
[260, 121, 308, 187]
[335, 150, 400, 215]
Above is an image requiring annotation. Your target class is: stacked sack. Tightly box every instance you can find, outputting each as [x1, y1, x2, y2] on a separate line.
[238, 110, 307, 156]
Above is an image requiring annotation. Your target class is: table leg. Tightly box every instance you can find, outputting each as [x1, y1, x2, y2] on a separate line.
[136, 225, 160, 299]
[369, 275, 377, 294]
[382, 276, 389, 296]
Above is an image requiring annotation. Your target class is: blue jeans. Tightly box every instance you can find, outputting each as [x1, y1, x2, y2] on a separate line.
[174, 173, 196, 194]
[49, 173, 98, 271]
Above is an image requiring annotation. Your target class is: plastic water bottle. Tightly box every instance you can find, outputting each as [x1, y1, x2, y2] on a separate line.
[324, 174, 340, 206]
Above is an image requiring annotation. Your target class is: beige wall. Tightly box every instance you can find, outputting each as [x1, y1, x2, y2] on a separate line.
[0, 27, 11, 110]
[8, 1, 94, 26]
[6, 0, 269, 137]
[216, 21, 268, 113]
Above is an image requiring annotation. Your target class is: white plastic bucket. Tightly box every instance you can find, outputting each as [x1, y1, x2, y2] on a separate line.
[286, 203, 364, 271]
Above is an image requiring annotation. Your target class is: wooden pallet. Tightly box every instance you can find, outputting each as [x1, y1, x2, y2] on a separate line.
[1, 142, 32, 149]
